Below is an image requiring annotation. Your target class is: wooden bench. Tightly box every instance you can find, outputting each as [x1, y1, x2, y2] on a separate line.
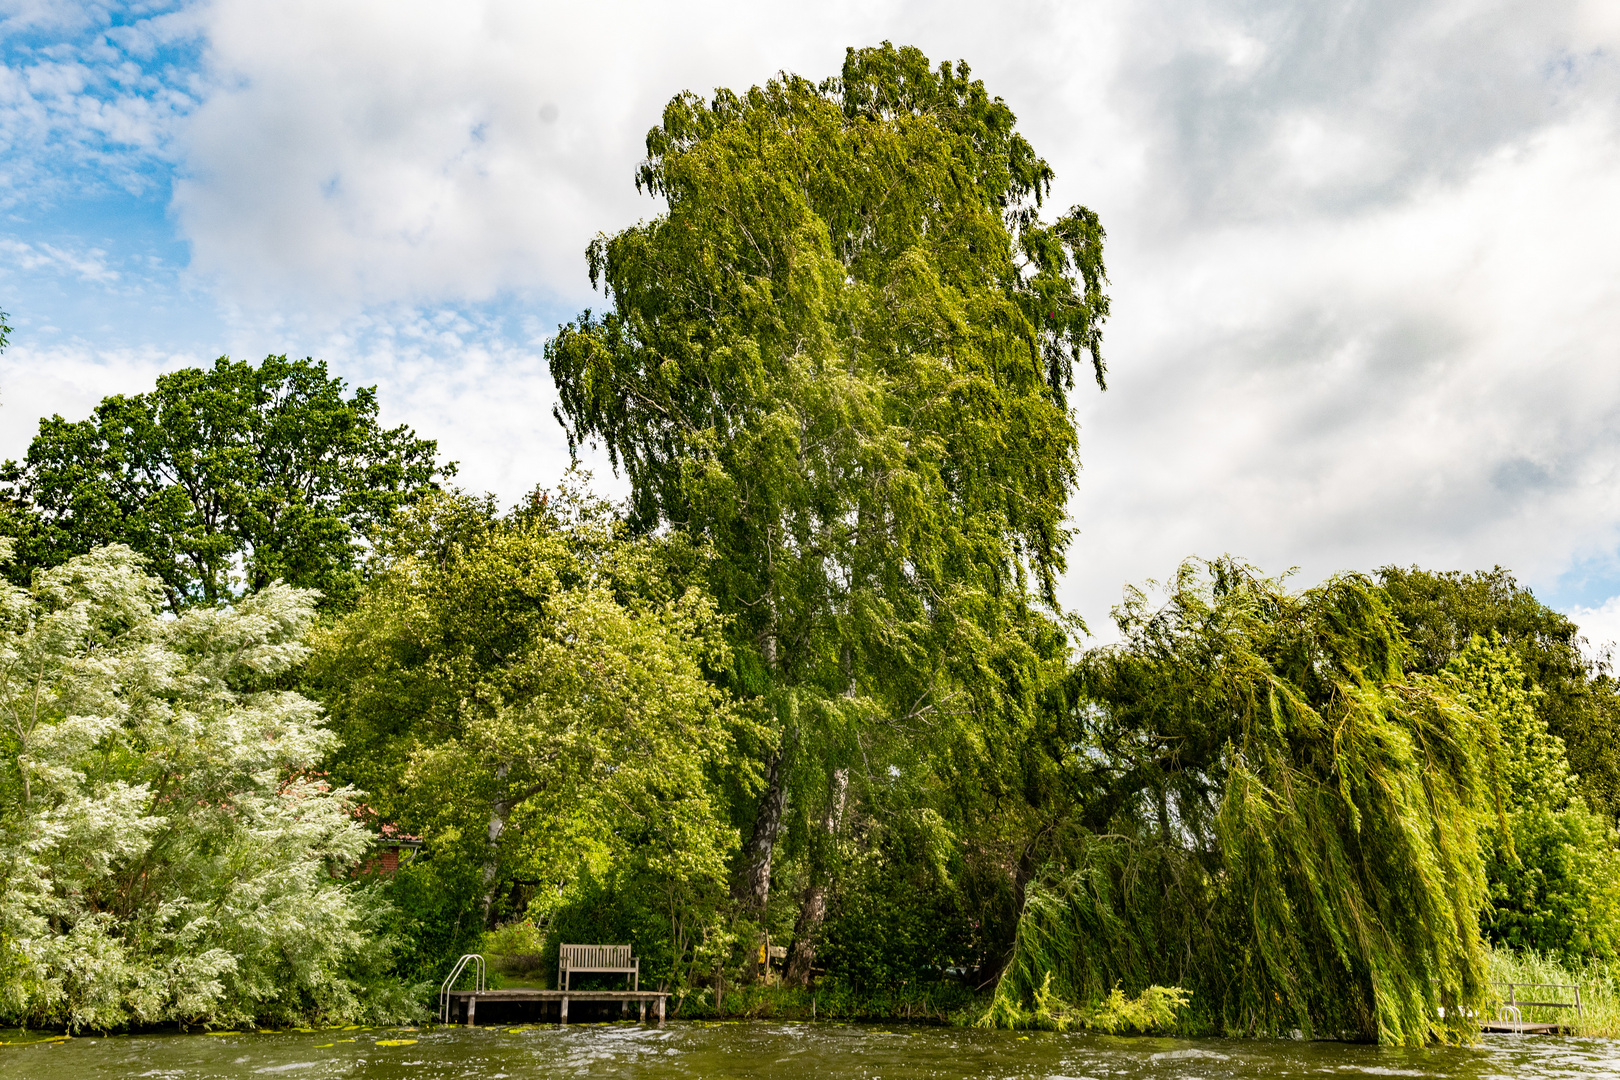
[559, 943, 639, 991]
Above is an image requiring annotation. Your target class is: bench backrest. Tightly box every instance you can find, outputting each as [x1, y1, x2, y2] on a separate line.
[559, 944, 635, 970]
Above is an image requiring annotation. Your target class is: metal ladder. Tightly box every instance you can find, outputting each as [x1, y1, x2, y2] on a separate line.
[439, 954, 486, 1024]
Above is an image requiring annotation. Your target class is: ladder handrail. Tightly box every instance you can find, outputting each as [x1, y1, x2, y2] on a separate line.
[439, 954, 486, 1023]
[1493, 980, 1585, 1019]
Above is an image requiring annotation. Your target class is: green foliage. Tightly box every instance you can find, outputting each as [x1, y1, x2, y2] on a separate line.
[818, 810, 975, 991]
[1447, 637, 1620, 960]
[993, 559, 1496, 1045]
[673, 976, 980, 1023]
[1, 355, 450, 612]
[549, 36, 1103, 671]
[547, 45, 1106, 935]
[311, 482, 757, 984]
[979, 972, 1188, 1033]
[482, 918, 546, 958]
[370, 855, 485, 987]
[0, 541, 415, 1031]
[1486, 807, 1620, 960]
[1380, 565, 1620, 825]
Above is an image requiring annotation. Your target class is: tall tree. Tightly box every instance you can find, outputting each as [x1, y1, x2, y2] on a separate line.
[1, 355, 450, 612]
[0, 541, 409, 1030]
[547, 42, 1109, 972]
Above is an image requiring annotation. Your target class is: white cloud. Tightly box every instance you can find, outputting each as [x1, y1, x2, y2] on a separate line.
[0, 237, 119, 281]
[13, 0, 1620, 643]
[0, 342, 186, 457]
[0, 0, 204, 204]
[175, 0, 911, 313]
[1569, 596, 1620, 660]
[1068, 101, 1620, 628]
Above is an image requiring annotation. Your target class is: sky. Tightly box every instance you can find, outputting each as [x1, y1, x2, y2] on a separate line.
[3, 0, 1620, 648]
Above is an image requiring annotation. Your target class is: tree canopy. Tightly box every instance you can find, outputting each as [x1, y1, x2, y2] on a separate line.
[984, 561, 1499, 1044]
[1, 355, 451, 613]
[1379, 565, 1620, 826]
[310, 484, 758, 980]
[547, 41, 1109, 968]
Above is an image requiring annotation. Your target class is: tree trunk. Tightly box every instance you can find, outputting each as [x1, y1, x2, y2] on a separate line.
[480, 792, 513, 927]
[480, 763, 545, 929]
[736, 603, 786, 980]
[739, 752, 787, 916]
[785, 766, 849, 986]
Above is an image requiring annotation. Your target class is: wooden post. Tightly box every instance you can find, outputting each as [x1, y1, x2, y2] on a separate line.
[657, 995, 665, 1026]
[560, 995, 569, 1025]
[639, 999, 647, 1022]
[465, 995, 476, 1028]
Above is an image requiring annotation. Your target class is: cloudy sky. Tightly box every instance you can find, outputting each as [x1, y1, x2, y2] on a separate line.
[4, 0, 1620, 646]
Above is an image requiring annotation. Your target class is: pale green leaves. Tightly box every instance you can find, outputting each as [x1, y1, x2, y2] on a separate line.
[0, 543, 402, 1031]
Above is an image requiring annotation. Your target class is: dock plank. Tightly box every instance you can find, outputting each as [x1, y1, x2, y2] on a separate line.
[1480, 1020, 1571, 1034]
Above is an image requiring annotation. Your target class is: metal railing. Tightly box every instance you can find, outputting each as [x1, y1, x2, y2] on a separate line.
[439, 954, 486, 1024]
[1493, 981, 1584, 1024]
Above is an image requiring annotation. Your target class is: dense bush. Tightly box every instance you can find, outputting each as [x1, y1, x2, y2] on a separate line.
[0, 543, 416, 1030]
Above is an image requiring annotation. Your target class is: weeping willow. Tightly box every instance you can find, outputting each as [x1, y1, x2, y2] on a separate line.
[988, 559, 1495, 1044]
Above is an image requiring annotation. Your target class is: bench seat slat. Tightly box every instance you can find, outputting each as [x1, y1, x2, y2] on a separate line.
[558, 943, 639, 991]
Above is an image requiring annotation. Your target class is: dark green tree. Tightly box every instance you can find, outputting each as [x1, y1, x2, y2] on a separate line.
[990, 559, 1498, 1044]
[1, 354, 451, 612]
[1379, 566, 1620, 826]
[546, 42, 1108, 974]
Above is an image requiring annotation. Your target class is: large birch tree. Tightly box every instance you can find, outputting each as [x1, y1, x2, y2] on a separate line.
[546, 42, 1109, 973]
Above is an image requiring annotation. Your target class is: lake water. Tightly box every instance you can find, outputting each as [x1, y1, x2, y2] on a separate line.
[5, 1021, 1620, 1079]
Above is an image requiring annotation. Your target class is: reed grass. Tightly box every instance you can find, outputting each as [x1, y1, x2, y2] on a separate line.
[1487, 948, 1620, 1037]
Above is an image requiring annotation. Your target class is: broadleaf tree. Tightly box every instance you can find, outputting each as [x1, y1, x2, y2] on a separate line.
[310, 484, 758, 981]
[1, 355, 451, 612]
[546, 41, 1109, 977]
[1379, 566, 1620, 826]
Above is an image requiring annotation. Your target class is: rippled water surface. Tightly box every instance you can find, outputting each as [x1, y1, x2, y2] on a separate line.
[5, 1022, 1620, 1079]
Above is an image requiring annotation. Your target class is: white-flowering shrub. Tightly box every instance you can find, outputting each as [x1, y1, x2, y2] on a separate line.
[0, 542, 415, 1030]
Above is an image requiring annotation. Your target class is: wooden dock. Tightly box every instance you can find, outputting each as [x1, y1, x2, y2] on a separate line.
[443, 988, 668, 1027]
[1481, 1019, 1572, 1035]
